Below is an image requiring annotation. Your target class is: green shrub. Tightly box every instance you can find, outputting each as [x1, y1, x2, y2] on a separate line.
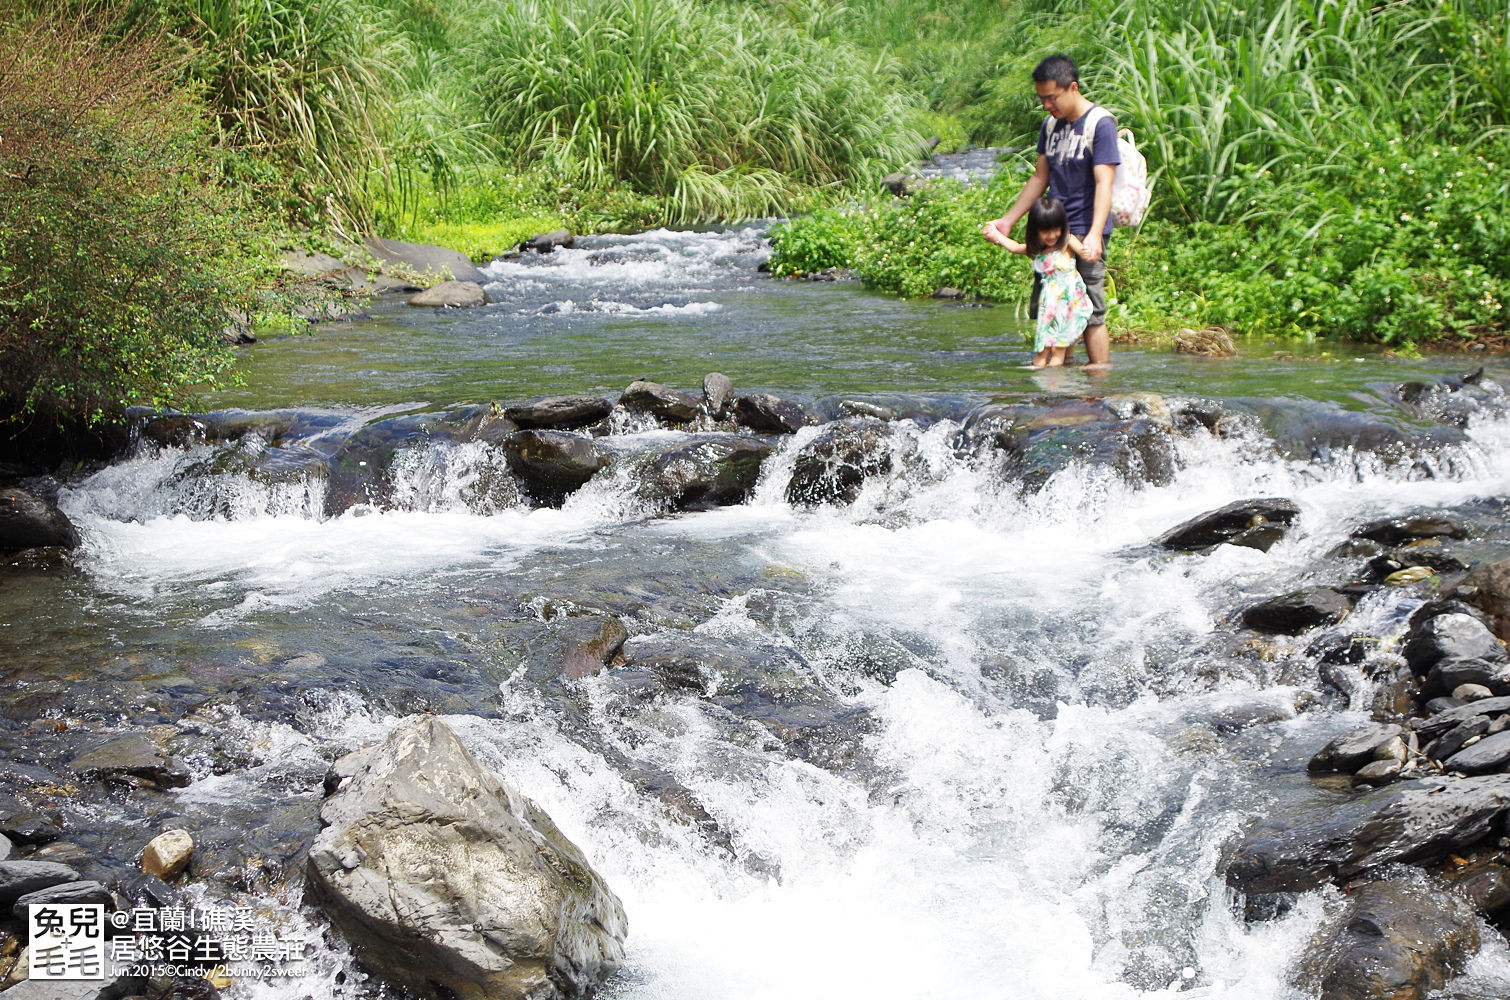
[0, 9, 284, 428]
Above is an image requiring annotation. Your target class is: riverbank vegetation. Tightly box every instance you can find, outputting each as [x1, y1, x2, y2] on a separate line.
[773, 0, 1510, 348]
[2, 0, 1508, 437]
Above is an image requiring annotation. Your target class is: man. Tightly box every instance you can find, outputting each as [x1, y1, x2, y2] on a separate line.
[984, 54, 1119, 367]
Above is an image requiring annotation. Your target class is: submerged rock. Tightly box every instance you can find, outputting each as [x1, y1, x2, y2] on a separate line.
[1296, 877, 1479, 1000]
[786, 419, 896, 506]
[1352, 516, 1468, 547]
[1155, 497, 1299, 552]
[1241, 588, 1352, 635]
[636, 435, 772, 510]
[68, 734, 191, 789]
[502, 430, 610, 506]
[307, 716, 627, 1000]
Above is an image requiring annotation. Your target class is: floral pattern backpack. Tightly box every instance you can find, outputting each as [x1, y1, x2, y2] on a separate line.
[1083, 106, 1152, 227]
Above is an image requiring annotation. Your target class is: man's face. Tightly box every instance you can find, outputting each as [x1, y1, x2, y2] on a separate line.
[1035, 80, 1078, 119]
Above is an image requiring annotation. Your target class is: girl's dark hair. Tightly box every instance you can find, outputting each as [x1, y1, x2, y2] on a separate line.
[1025, 197, 1070, 254]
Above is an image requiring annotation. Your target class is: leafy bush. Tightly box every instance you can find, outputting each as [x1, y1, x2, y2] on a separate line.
[0, 9, 283, 428]
[772, 169, 1031, 301]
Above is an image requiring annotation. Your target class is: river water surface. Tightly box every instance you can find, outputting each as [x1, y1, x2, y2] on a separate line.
[9, 227, 1510, 999]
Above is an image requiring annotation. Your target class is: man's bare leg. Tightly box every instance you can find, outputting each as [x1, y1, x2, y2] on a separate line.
[1083, 323, 1110, 366]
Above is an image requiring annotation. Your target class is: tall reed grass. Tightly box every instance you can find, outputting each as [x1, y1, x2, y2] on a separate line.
[146, 0, 400, 232]
[472, 0, 925, 222]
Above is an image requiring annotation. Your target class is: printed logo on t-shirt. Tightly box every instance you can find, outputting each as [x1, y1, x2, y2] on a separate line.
[1044, 123, 1088, 164]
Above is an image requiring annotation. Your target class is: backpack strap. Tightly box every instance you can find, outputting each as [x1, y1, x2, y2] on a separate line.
[1081, 105, 1111, 156]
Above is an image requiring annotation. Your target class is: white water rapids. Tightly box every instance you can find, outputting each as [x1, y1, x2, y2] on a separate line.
[43, 389, 1510, 1000]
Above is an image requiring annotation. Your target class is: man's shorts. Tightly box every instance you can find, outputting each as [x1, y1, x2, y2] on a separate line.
[1029, 235, 1110, 326]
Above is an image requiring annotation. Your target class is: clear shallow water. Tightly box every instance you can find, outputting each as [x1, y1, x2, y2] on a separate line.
[8, 228, 1510, 1000]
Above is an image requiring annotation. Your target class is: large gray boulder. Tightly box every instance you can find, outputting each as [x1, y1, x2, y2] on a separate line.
[363, 236, 488, 284]
[306, 716, 627, 1000]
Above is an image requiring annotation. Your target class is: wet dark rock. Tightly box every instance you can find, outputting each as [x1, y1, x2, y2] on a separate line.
[786, 419, 895, 506]
[1394, 369, 1495, 428]
[1259, 406, 1470, 474]
[1226, 775, 1510, 893]
[0, 489, 79, 552]
[958, 399, 1180, 491]
[636, 435, 772, 510]
[1412, 696, 1510, 742]
[0, 861, 81, 906]
[1407, 599, 1494, 635]
[503, 396, 611, 431]
[1352, 516, 1468, 547]
[1459, 558, 1510, 641]
[1296, 877, 1478, 1000]
[1308, 724, 1407, 774]
[1428, 658, 1510, 699]
[114, 871, 186, 912]
[68, 735, 191, 789]
[501, 430, 610, 506]
[1155, 497, 1300, 552]
[307, 716, 627, 1000]
[407, 281, 487, 308]
[1362, 548, 1468, 582]
[0, 811, 64, 845]
[1438, 848, 1510, 915]
[1241, 588, 1352, 635]
[520, 229, 575, 253]
[1, 976, 137, 1000]
[1403, 612, 1508, 693]
[620, 381, 701, 424]
[732, 394, 814, 435]
[12, 880, 112, 919]
[561, 617, 629, 680]
[1444, 730, 1510, 774]
[702, 373, 734, 420]
[1425, 718, 1491, 763]
[136, 415, 209, 449]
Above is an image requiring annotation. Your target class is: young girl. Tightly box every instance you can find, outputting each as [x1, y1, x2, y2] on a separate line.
[982, 197, 1093, 368]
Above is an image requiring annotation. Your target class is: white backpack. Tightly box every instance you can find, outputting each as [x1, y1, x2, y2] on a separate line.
[1078, 106, 1152, 227]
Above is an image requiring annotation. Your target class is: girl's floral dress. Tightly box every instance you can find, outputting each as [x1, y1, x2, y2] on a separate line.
[1033, 249, 1093, 351]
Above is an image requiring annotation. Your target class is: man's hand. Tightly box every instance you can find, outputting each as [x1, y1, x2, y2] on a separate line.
[1080, 232, 1104, 263]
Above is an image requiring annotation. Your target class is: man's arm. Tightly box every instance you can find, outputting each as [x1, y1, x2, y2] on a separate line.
[1081, 162, 1115, 262]
[990, 154, 1050, 236]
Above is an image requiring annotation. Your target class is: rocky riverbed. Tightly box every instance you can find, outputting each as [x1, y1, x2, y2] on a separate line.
[6, 365, 1510, 998]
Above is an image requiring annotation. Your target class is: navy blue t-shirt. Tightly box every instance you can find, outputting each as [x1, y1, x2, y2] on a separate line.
[1037, 107, 1121, 238]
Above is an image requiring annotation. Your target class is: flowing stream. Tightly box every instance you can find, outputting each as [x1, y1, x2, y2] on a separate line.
[8, 227, 1510, 999]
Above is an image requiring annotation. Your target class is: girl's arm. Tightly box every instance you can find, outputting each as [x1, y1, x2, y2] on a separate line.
[1066, 233, 1088, 259]
[982, 220, 1027, 254]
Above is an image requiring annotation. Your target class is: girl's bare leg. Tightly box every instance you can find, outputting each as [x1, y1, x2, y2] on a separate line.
[1045, 346, 1069, 367]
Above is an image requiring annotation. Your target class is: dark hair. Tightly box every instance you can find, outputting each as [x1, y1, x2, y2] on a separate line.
[1032, 55, 1079, 89]
[1025, 197, 1069, 254]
